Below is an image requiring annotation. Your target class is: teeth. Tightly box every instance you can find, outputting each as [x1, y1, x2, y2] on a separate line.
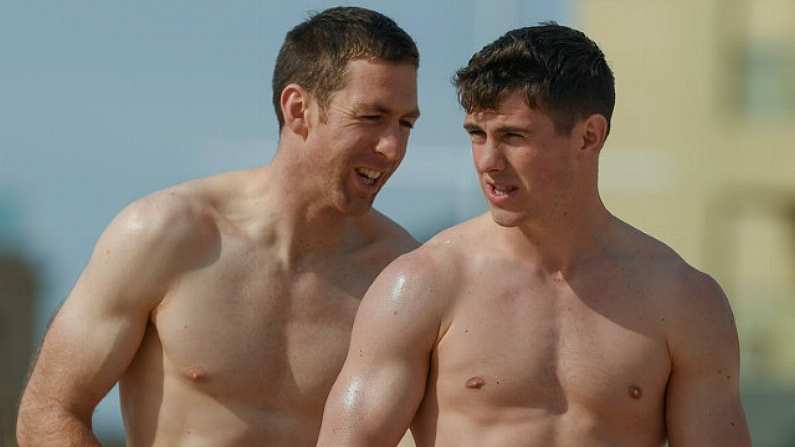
[492, 184, 512, 195]
[355, 168, 382, 181]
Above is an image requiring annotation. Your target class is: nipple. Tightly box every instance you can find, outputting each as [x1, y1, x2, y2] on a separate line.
[465, 376, 486, 389]
[628, 385, 642, 399]
[186, 367, 208, 382]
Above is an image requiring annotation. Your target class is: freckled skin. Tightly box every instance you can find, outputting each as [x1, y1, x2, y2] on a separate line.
[317, 90, 750, 447]
[321, 214, 751, 447]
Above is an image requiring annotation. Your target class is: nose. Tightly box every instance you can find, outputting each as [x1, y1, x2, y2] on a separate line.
[374, 124, 407, 162]
[473, 139, 505, 173]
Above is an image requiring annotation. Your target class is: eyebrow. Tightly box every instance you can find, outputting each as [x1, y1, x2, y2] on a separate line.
[463, 123, 482, 132]
[355, 103, 421, 119]
[463, 123, 531, 134]
[495, 125, 530, 134]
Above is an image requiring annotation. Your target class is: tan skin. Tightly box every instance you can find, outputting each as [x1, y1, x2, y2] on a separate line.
[317, 91, 751, 446]
[16, 58, 420, 446]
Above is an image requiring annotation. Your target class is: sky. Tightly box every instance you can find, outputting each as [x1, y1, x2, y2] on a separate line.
[0, 0, 569, 439]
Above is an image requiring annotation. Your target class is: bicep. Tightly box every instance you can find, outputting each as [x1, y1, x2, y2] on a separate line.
[319, 259, 443, 446]
[26, 285, 151, 416]
[22, 205, 176, 416]
[666, 371, 749, 446]
[334, 300, 435, 423]
[665, 276, 751, 446]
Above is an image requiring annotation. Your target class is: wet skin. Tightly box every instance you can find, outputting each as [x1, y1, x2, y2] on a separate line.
[320, 214, 748, 447]
[410, 216, 673, 446]
[317, 90, 749, 446]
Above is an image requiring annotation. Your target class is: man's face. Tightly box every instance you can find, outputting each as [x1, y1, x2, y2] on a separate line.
[464, 90, 581, 227]
[305, 58, 419, 215]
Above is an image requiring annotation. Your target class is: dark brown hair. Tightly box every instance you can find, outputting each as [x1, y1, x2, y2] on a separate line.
[454, 22, 614, 135]
[272, 6, 419, 129]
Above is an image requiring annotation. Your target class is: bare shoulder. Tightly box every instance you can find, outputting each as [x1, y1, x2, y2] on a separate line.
[95, 177, 228, 286]
[364, 214, 484, 308]
[354, 237, 461, 348]
[362, 208, 421, 256]
[112, 182, 216, 254]
[620, 221, 728, 308]
[114, 168, 258, 242]
[373, 214, 486, 300]
[352, 214, 490, 352]
[421, 213, 493, 261]
[614, 220, 736, 347]
[374, 243, 454, 298]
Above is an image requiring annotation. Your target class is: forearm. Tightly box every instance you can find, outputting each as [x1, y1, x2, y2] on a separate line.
[17, 402, 101, 447]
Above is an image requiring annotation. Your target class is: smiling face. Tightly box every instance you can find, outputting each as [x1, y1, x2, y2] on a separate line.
[304, 58, 419, 215]
[465, 89, 584, 228]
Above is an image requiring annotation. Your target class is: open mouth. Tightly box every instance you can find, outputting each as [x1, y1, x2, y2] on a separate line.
[487, 182, 518, 197]
[485, 180, 519, 203]
[355, 167, 383, 186]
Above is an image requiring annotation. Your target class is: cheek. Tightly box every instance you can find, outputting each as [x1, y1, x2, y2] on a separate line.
[329, 135, 360, 160]
[393, 133, 410, 159]
[514, 156, 564, 190]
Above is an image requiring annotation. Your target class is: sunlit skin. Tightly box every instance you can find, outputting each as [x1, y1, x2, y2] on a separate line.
[16, 58, 420, 447]
[317, 90, 751, 446]
[465, 93, 586, 231]
[296, 59, 420, 216]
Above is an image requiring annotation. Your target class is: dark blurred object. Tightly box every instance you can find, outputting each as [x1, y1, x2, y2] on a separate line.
[0, 252, 38, 447]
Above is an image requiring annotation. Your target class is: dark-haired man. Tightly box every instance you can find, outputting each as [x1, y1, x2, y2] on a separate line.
[17, 7, 419, 446]
[318, 23, 751, 446]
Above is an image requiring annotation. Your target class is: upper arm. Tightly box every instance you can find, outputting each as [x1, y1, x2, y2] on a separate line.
[20, 193, 210, 419]
[318, 251, 448, 447]
[665, 272, 751, 446]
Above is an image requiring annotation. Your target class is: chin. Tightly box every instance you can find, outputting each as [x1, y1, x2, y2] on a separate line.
[488, 207, 529, 228]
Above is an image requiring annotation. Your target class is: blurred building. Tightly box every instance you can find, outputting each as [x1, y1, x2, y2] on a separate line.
[0, 198, 39, 445]
[576, 0, 795, 444]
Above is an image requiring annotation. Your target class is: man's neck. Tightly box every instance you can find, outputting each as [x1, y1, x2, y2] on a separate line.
[252, 150, 365, 266]
[499, 194, 614, 276]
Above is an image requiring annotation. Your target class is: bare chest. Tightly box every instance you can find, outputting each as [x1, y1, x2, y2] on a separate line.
[433, 273, 671, 424]
[148, 247, 380, 408]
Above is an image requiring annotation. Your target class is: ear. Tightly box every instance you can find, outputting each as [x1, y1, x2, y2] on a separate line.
[579, 114, 609, 155]
[280, 83, 310, 139]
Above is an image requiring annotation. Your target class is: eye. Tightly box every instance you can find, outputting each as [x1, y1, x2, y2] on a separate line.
[399, 120, 415, 130]
[503, 132, 526, 143]
[467, 130, 486, 143]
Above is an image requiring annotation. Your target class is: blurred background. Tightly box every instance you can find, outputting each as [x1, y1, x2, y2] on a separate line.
[1, 0, 793, 445]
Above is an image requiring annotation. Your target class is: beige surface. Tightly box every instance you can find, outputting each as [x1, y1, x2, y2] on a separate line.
[398, 431, 416, 447]
[577, 0, 795, 383]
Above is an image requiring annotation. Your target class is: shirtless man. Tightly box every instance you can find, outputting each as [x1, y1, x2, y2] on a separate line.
[317, 23, 751, 446]
[16, 7, 420, 446]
